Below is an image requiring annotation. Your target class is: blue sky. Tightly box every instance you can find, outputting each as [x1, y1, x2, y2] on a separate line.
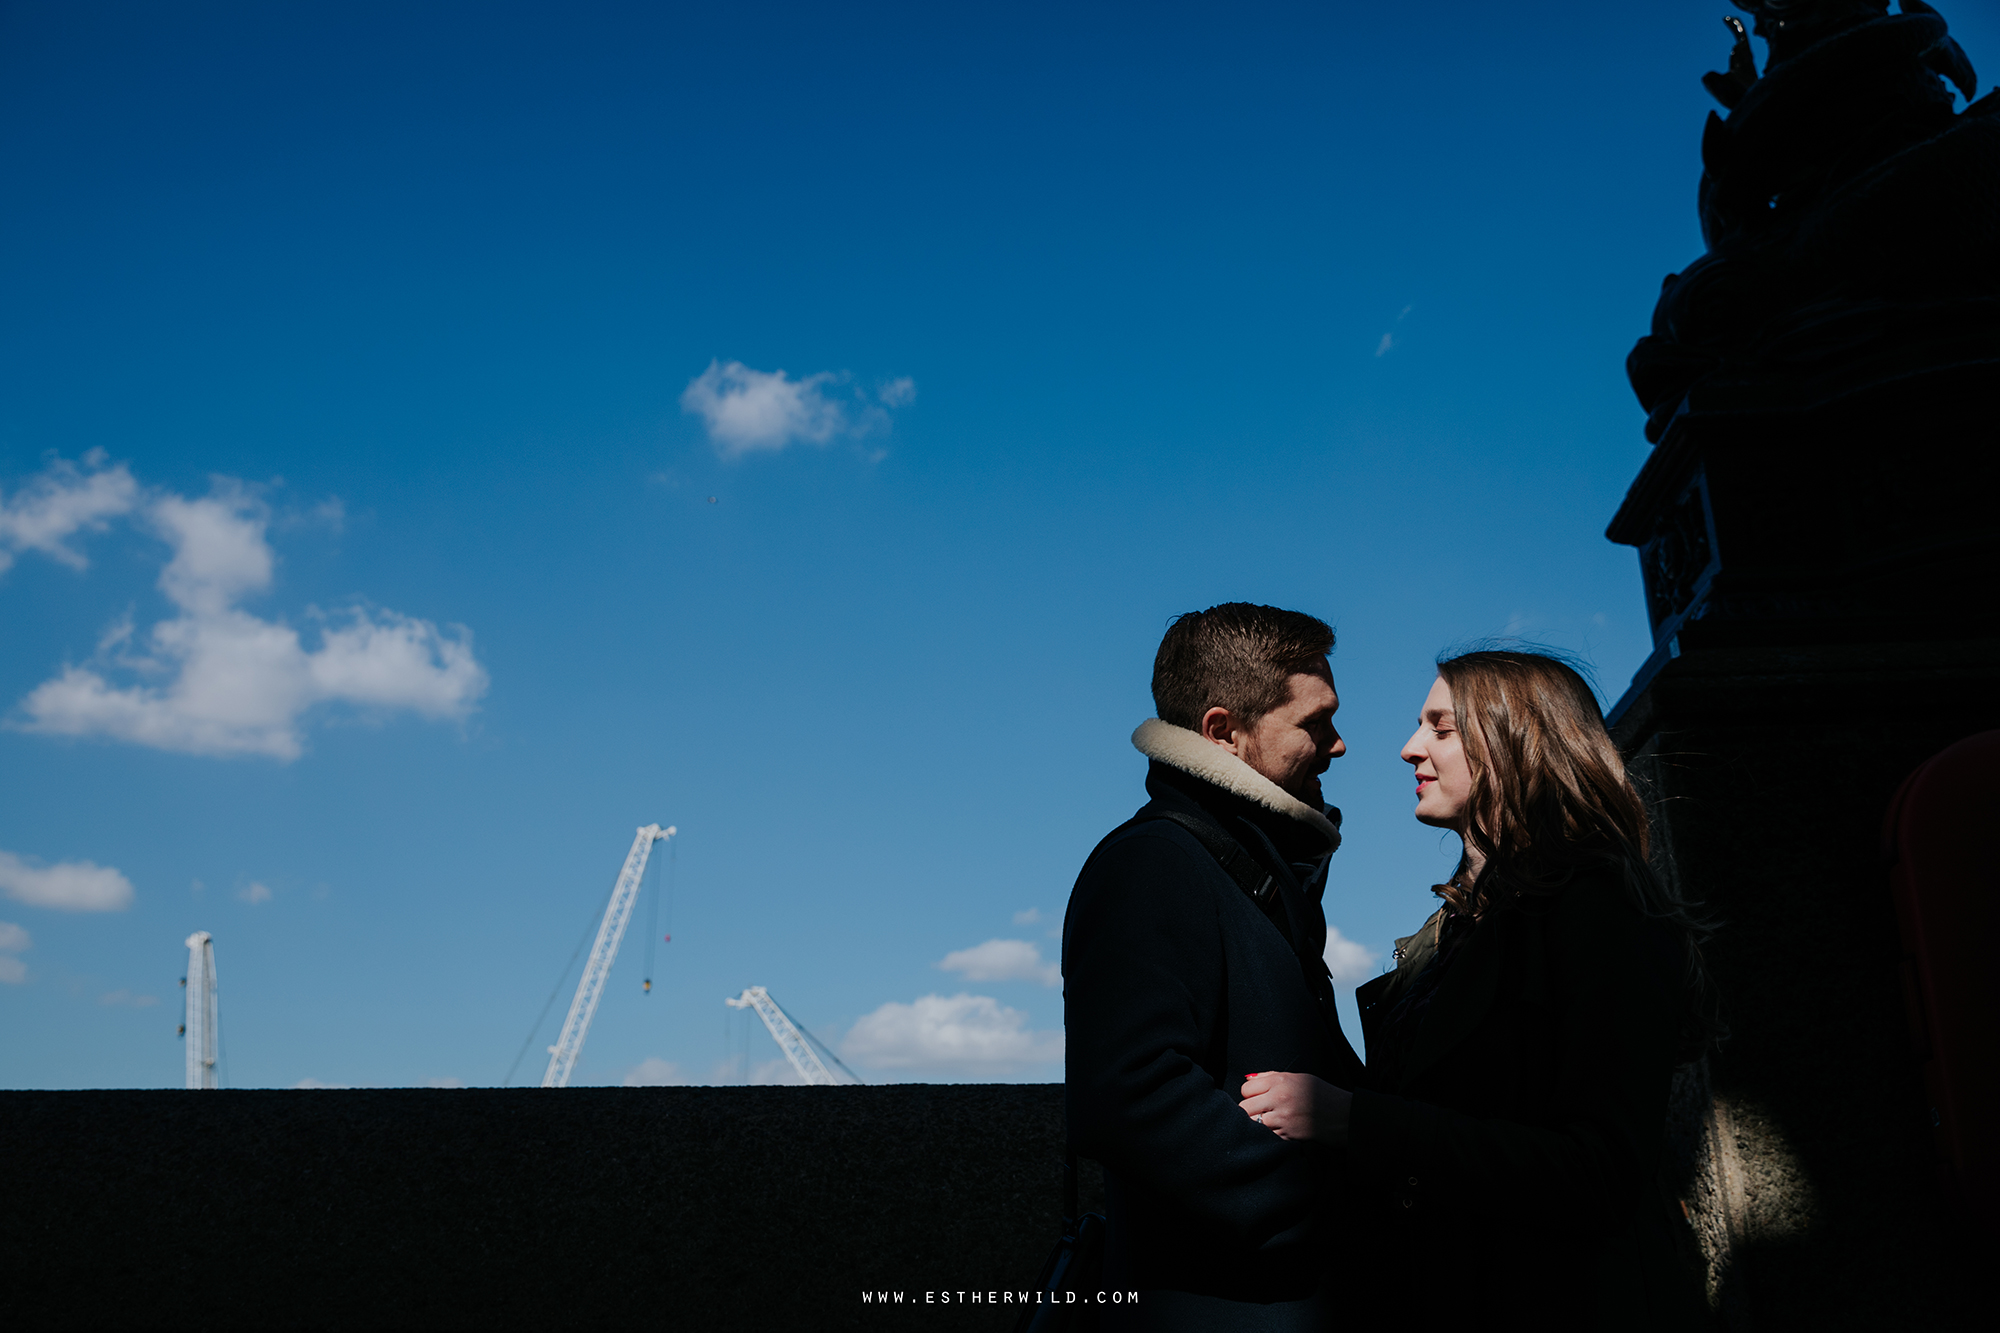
[6, 2, 1992, 1089]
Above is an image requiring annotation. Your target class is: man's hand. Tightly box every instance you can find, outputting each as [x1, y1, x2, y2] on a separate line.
[1239, 1071, 1352, 1144]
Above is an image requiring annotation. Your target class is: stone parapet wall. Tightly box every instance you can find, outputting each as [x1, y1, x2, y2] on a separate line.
[3, 1085, 1102, 1331]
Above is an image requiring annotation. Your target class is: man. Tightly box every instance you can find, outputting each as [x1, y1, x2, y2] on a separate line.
[1064, 603, 1366, 1330]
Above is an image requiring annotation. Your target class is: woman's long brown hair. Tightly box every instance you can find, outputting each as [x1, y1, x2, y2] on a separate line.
[1435, 649, 1724, 1060]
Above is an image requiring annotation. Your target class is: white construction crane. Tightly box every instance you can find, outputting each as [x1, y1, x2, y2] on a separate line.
[182, 931, 218, 1091]
[542, 823, 677, 1088]
[725, 986, 863, 1086]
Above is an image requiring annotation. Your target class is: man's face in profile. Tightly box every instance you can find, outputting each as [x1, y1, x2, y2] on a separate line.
[1236, 672, 1345, 805]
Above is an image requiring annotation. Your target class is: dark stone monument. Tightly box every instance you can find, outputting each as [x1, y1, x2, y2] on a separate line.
[1606, 2, 1998, 1326]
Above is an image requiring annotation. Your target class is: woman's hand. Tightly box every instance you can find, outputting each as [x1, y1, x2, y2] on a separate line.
[1239, 1071, 1352, 1144]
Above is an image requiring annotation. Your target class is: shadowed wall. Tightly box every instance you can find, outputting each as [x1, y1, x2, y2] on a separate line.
[2, 1085, 1104, 1331]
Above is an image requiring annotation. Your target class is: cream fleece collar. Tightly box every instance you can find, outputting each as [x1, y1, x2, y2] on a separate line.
[1131, 718, 1343, 850]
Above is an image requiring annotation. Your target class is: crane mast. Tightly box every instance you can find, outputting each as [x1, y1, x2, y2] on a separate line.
[542, 823, 676, 1088]
[725, 986, 861, 1086]
[183, 931, 218, 1090]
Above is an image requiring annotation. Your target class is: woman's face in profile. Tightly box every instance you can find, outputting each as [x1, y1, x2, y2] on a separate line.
[1402, 676, 1473, 830]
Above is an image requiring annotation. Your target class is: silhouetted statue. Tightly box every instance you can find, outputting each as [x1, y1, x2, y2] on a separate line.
[1700, 16, 1759, 109]
[1628, 0, 1997, 446]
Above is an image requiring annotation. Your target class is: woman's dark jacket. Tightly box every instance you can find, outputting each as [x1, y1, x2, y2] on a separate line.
[1349, 871, 1700, 1329]
[1064, 756, 1368, 1305]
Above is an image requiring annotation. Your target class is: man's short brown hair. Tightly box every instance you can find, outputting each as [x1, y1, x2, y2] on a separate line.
[1150, 603, 1335, 730]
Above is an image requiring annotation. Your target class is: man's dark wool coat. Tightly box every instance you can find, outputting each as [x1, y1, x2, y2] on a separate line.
[1063, 722, 1368, 1312]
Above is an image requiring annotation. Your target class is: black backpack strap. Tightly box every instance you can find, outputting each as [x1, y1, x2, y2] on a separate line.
[1073, 802, 1298, 958]
[1136, 808, 1296, 952]
[1143, 809, 1275, 903]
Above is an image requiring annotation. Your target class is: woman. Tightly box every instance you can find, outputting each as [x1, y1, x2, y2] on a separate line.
[1239, 649, 1718, 1328]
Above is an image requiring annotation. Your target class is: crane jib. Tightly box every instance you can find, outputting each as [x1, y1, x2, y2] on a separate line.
[725, 986, 863, 1086]
[541, 823, 677, 1089]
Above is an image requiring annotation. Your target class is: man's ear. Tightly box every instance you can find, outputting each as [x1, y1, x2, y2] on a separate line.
[1198, 706, 1240, 752]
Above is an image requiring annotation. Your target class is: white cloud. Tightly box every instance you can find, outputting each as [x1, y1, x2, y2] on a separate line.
[238, 882, 272, 905]
[842, 992, 1064, 1076]
[153, 487, 271, 614]
[0, 849, 135, 911]
[938, 938, 1061, 987]
[0, 451, 138, 575]
[0, 958, 23, 985]
[681, 360, 844, 456]
[1375, 332, 1394, 357]
[680, 359, 914, 458]
[622, 1057, 688, 1087]
[1323, 926, 1379, 985]
[708, 1054, 801, 1085]
[1012, 907, 1040, 925]
[12, 482, 487, 761]
[424, 1077, 465, 1089]
[291, 1078, 349, 1089]
[99, 989, 159, 1008]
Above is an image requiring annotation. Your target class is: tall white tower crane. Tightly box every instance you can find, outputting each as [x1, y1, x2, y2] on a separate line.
[542, 824, 676, 1088]
[725, 986, 863, 1086]
[183, 931, 218, 1091]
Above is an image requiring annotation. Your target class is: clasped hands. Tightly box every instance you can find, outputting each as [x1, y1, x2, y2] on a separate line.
[1239, 1071, 1352, 1145]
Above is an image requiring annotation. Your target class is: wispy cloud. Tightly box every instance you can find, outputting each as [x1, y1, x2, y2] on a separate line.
[1323, 925, 1379, 985]
[1375, 304, 1415, 358]
[303, 497, 345, 533]
[8, 468, 487, 761]
[291, 1078, 349, 1089]
[0, 450, 138, 575]
[237, 882, 272, 905]
[842, 992, 1063, 1076]
[99, 989, 160, 1008]
[0, 921, 28, 985]
[680, 360, 915, 459]
[938, 938, 1060, 987]
[0, 849, 134, 912]
[1012, 907, 1040, 925]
